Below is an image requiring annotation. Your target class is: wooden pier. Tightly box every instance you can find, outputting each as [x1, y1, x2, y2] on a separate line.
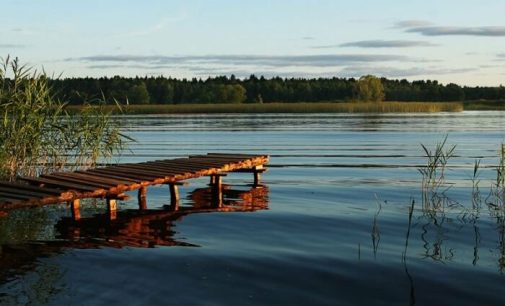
[0, 153, 269, 219]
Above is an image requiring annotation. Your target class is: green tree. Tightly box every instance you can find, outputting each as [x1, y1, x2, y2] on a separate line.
[127, 82, 150, 104]
[355, 75, 385, 102]
[225, 84, 246, 103]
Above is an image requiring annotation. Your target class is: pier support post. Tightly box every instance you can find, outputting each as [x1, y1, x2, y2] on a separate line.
[212, 175, 223, 208]
[252, 166, 266, 187]
[169, 183, 179, 211]
[253, 171, 261, 187]
[70, 199, 81, 221]
[106, 197, 117, 220]
[138, 187, 147, 210]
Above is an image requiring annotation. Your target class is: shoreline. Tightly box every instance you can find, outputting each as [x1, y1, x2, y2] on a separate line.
[66, 101, 505, 114]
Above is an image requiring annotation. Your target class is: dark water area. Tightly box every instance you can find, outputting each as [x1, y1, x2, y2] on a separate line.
[1, 111, 505, 305]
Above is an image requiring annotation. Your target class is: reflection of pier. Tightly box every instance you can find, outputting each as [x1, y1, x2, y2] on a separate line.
[0, 185, 269, 283]
[56, 185, 269, 248]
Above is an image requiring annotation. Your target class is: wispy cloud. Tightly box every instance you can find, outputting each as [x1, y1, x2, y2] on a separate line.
[72, 53, 451, 79]
[301, 36, 315, 40]
[407, 26, 505, 37]
[324, 40, 438, 48]
[339, 66, 475, 78]
[395, 20, 434, 28]
[0, 43, 26, 48]
[396, 20, 505, 37]
[69, 53, 416, 68]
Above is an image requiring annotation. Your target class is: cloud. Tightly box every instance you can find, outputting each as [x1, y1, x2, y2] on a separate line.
[73, 54, 448, 80]
[396, 20, 505, 37]
[395, 20, 434, 28]
[495, 53, 505, 61]
[69, 53, 414, 68]
[301, 36, 315, 40]
[407, 26, 505, 37]
[339, 66, 475, 78]
[0, 43, 26, 48]
[331, 40, 438, 48]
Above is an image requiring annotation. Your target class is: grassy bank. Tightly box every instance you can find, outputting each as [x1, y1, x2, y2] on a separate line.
[463, 100, 505, 111]
[68, 102, 468, 114]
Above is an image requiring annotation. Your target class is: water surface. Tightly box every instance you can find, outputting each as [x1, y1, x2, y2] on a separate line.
[1, 112, 505, 305]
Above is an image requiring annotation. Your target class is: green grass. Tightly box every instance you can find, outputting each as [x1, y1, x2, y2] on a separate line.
[68, 101, 467, 114]
[463, 100, 505, 111]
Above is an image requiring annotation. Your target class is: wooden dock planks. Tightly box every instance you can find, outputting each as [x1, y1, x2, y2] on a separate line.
[0, 153, 269, 211]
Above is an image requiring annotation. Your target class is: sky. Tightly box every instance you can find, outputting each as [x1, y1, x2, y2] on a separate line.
[1, 0, 505, 86]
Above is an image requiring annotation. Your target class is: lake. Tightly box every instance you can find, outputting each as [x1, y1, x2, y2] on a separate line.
[1, 111, 505, 305]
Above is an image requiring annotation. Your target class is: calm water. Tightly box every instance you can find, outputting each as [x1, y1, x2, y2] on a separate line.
[1, 111, 505, 305]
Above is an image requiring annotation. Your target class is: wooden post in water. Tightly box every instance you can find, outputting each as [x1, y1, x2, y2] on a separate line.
[253, 171, 261, 186]
[253, 165, 265, 187]
[138, 187, 147, 210]
[70, 199, 81, 221]
[169, 183, 179, 211]
[106, 197, 117, 220]
[212, 175, 223, 208]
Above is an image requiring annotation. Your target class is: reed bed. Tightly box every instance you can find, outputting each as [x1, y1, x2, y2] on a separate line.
[68, 101, 465, 114]
[0, 57, 128, 181]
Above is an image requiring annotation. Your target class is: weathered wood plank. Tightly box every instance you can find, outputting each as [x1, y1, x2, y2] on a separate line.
[0, 186, 59, 198]
[19, 177, 100, 192]
[57, 172, 133, 186]
[132, 160, 210, 170]
[110, 164, 186, 176]
[86, 168, 163, 181]
[75, 170, 143, 183]
[143, 161, 224, 172]
[41, 174, 114, 189]
[0, 192, 38, 200]
[129, 163, 212, 174]
[0, 182, 63, 195]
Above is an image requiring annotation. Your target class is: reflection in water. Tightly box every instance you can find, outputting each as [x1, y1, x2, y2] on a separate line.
[402, 200, 416, 306]
[0, 185, 269, 285]
[416, 187, 505, 271]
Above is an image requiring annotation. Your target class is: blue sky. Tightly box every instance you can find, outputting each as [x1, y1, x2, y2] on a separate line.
[2, 0, 505, 85]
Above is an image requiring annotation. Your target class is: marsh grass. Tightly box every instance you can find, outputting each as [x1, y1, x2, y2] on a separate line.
[0, 57, 129, 181]
[419, 136, 456, 189]
[418, 135, 457, 211]
[486, 144, 505, 207]
[417, 136, 505, 214]
[67, 101, 465, 114]
[371, 196, 383, 258]
[471, 159, 482, 208]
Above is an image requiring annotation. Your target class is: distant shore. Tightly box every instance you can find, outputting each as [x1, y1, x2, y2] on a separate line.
[67, 101, 505, 114]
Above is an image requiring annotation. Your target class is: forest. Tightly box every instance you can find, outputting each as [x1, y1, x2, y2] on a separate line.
[48, 75, 505, 105]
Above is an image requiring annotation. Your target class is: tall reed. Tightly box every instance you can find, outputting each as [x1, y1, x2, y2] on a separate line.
[418, 136, 455, 190]
[0, 56, 129, 180]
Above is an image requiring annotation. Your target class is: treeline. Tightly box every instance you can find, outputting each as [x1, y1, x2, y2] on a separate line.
[48, 75, 505, 105]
